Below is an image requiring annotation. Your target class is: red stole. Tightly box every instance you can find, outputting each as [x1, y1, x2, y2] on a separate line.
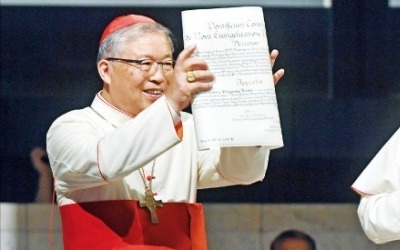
[59, 200, 207, 250]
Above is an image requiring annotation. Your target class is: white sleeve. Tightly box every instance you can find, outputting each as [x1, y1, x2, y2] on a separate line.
[47, 96, 180, 192]
[351, 128, 400, 244]
[357, 191, 400, 244]
[196, 146, 270, 189]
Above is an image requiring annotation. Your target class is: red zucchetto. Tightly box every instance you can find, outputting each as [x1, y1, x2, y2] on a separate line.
[99, 14, 156, 46]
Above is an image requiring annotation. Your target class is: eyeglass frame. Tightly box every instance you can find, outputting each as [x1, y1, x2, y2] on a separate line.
[105, 57, 175, 74]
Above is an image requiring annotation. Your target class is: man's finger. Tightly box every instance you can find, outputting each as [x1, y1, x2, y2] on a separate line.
[273, 69, 285, 85]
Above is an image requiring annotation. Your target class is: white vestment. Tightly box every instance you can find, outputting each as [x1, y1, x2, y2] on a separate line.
[47, 92, 270, 206]
[352, 128, 400, 244]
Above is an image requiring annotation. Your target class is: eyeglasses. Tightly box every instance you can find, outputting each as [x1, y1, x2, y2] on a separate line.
[105, 57, 175, 75]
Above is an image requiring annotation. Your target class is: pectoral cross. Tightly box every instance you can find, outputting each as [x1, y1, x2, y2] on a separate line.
[139, 189, 163, 224]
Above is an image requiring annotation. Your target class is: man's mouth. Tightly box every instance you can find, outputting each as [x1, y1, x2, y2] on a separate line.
[144, 89, 163, 95]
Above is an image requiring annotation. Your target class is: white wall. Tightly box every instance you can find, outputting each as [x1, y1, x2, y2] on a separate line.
[2, 203, 400, 250]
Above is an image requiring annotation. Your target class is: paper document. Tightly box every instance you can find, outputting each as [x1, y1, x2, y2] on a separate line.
[181, 6, 283, 150]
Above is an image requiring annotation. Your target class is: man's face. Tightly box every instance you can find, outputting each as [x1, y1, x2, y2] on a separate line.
[104, 32, 174, 116]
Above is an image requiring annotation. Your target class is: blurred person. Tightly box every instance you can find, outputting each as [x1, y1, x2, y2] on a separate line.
[270, 229, 316, 250]
[352, 128, 400, 244]
[30, 147, 53, 203]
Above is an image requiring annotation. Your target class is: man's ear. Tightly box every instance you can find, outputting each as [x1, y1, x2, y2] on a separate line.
[98, 59, 112, 85]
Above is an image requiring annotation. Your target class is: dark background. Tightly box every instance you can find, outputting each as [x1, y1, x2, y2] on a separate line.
[1, 1, 400, 203]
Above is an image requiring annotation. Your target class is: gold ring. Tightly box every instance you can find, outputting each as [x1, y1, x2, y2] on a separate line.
[186, 71, 196, 82]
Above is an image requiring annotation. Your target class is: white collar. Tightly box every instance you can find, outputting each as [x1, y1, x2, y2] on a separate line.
[90, 91, 133, 128]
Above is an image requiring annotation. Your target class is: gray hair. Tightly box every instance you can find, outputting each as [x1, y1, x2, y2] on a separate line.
[97, 22, 176, 62]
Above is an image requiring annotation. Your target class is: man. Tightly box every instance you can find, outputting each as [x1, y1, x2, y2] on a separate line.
[352, 128, 400, 244]
[47, 14, 284, 250]
[270, 229, 316, 250]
